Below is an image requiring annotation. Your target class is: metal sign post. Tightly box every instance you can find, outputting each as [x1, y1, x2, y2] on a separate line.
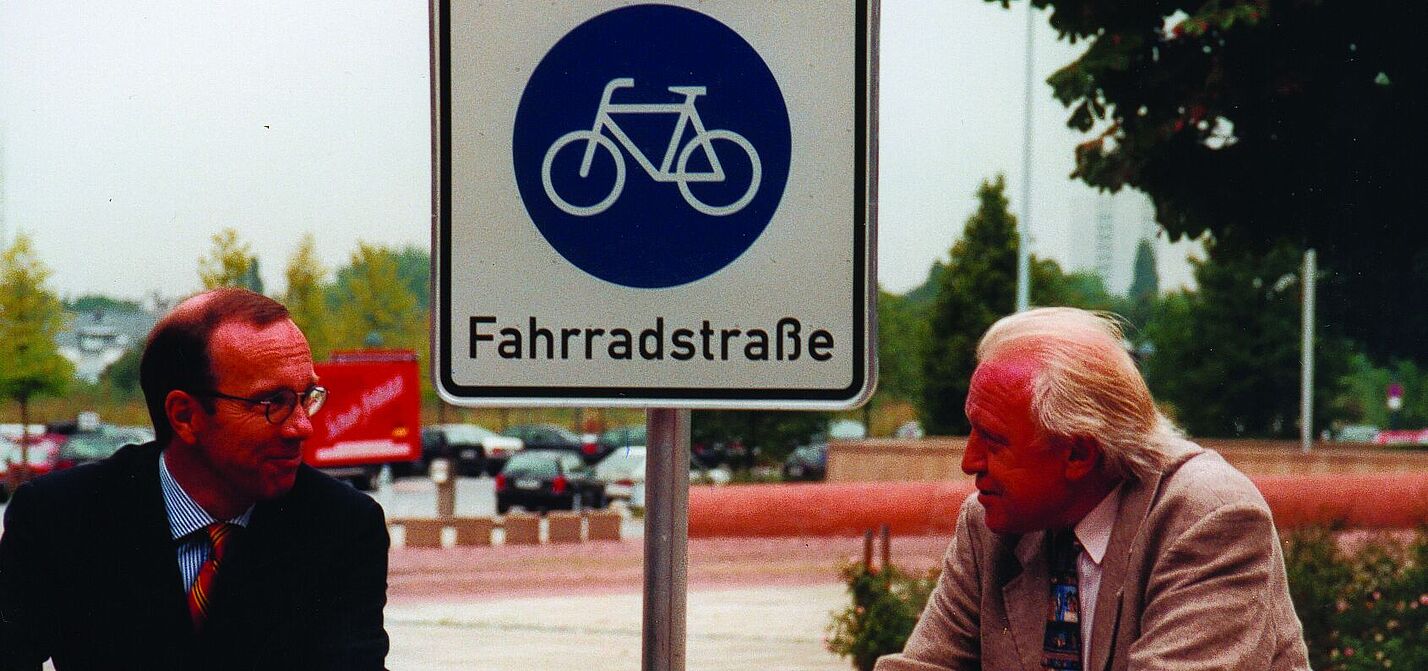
[642, 408, 690, 671]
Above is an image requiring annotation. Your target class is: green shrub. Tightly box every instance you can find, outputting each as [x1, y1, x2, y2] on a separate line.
[829, 527, 1428, 670]
[826, 561, 937, 671]
[1285, 527, 1428, 671]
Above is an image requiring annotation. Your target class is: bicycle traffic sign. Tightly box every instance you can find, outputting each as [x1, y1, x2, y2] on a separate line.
[435, 0, 875, 408]
[512, 5, 791, 289]
[541, 77, 763, 219]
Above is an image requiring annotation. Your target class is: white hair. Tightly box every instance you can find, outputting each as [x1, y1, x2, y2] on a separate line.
[976, 307, 1186, 482]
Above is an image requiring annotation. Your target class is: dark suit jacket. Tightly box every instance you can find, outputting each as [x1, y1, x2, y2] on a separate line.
[0, 442, 389, 670]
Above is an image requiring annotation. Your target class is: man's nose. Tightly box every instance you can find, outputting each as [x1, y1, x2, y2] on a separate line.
[281, 403, 315, 439]
[961, 438, 985, 476]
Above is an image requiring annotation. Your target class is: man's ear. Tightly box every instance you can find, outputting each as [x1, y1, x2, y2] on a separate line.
[165, 390, 204, 445]
[1063, 435, 1102, 481]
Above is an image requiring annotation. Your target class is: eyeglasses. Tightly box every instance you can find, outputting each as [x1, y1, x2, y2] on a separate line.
[193, 386, 328, 425]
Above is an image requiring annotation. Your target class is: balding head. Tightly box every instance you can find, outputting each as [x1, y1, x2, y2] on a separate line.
[975, 307, 1182, 482]
[139, 288, 292, 443]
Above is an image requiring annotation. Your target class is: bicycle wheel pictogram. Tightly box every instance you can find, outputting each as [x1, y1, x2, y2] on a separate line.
[542, 130, 627, 217]
[675, 130, 761, 217]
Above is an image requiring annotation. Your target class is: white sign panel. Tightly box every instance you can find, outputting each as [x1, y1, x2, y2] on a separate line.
[434, 0, 876, 408]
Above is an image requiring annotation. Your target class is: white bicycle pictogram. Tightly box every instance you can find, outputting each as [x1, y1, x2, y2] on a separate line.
[541, 77, 763, 217]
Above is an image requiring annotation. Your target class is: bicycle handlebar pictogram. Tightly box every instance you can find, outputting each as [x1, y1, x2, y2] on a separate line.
[541, 78, 763, 217]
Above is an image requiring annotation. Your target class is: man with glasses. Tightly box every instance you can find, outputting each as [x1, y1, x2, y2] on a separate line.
[0, 288, 389, 670]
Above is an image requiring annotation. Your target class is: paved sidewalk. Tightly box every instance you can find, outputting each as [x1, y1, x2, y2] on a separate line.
[382, 535, 953, 670]
[388, 584, 850, 670]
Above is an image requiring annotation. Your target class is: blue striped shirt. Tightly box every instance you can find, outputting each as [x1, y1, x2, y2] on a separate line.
[158, 452, 252, 592]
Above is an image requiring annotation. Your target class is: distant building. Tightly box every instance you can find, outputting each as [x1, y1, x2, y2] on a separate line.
[55, 309, 158, 383]
[1066, 191, 1200, 296]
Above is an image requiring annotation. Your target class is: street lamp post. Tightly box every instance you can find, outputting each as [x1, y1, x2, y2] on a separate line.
[1016, 0, 1035, 313]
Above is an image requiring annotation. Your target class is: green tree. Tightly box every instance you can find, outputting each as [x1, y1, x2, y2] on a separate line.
[99, 346, 142, 396]
[392, 247, 431, 311]
[0, 235, 74, 473]
[240, 258, 265, 294]
[921, 175, 1025, 435]
[1128, 238, 1159, 302]
[1336, 354, 1428, 430]
[1003, 0, 1428, 362]
[901, 262, 945, 309]
[1141, 239, 1350, 437]
[877, 289, 930, 402]
[331, 245, 430, 312]
[197, 228, 259, 290]
[283, 233, 333, 361]
[690, 410, 828, 465]
[1031, 261, 1115, 312]
[64, 294, 143, 313]
[920, 176, 1083, 435]
[329, 242, 425, 352]
[1125, 238, 1160, 330]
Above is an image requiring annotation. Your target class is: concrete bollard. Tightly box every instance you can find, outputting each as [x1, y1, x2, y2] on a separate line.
[452, 517, 495, 546]
[503, 513, 541, 545]
[586, 509, 622, 541]
[546, 511, 583, 543]
[401, 519, 445, 548]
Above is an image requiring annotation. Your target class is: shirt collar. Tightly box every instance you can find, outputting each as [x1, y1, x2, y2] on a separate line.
[159, 450, 253, 541]
[1073, 484, 1121, 566]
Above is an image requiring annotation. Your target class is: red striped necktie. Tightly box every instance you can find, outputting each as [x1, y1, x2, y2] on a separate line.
[187, 522, 240, 631]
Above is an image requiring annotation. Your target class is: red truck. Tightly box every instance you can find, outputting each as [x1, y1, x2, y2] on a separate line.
[306, 349, 422, 490]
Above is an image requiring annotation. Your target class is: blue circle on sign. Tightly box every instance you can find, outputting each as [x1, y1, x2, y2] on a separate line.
[512, 4, 791, 289]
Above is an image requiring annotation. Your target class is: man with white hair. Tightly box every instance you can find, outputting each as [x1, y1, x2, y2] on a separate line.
[876, 307, 1309, 671]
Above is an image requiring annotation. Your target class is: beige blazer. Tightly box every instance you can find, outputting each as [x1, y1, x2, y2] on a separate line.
[875, 445, 1310, 671]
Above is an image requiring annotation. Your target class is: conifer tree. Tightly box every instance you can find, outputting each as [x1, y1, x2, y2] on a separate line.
[921, 176, 1019, 435]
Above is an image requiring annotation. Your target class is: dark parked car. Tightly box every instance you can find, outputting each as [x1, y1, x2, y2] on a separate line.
[690, 440, 729, 469]
[417, 424, 524, 477]
[495, 450, 606, 514]
[598, 424, 645, 450]
[782, 442, 828, 481]
[501, 423, 604, 463]
[595, 423, 650, 463]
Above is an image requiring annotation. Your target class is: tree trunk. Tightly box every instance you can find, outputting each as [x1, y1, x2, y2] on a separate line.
[13, 397, 32, 490]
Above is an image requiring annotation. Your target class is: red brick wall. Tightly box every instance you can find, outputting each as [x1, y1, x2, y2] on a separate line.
[688, 472, 1428, 538]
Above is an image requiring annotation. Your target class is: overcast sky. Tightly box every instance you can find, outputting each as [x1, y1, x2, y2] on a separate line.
[0, 0, 1197, 304]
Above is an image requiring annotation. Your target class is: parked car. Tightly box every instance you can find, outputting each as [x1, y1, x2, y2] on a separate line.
[598, 424, 645, 450]
[0, 432, 68, 501]
[782, 442, 828, 481]
[1333, 424, 1380, 443]
[690, 440, 729, 469]
[894, 420, 926, 439]
[592, 445, 646, 502]
[827, 419, 867, 440]
[421, 424, 524, 477]
[55, 425, 153, 471]
[495, 450, 606, 513]
[500, 423, 600, 462]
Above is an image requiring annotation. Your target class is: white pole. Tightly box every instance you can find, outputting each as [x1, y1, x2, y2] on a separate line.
[1015, 1, 1034, 312]
[1300, 249, 1316, 453]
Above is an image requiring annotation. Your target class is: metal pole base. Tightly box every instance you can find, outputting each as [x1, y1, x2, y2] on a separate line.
[642, 408, 690, 671]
